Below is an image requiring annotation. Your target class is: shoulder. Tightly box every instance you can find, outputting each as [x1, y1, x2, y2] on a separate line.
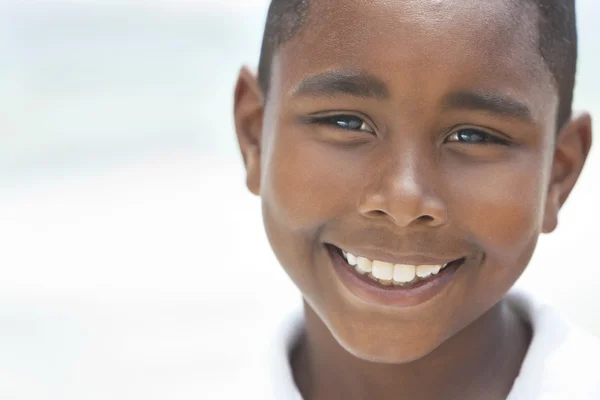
[239, 305, 304, 400]
[506, 290, 600, 399]
[267, 307, 305, 399]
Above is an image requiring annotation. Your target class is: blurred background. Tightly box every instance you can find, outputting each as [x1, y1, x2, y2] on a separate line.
[0, 0, 598, 398]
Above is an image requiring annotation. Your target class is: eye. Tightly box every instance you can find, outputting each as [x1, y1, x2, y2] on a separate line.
[311, 114, 375, 134]
[445, 128, 508, 145]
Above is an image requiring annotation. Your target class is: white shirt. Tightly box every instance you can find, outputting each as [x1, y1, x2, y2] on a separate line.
[264, 291, 600, 399]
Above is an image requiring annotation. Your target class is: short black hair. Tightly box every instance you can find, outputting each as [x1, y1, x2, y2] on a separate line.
[257, 0, 577, 131]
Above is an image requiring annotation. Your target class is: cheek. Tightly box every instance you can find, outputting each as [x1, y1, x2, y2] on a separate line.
[449, 155, 547, 258]
[261, 131, 360, 231]
[259, 130, 364, 302]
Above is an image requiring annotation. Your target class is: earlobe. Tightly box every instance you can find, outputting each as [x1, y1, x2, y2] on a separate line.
[233, 66, 265, 196]
[542, 190, 559, 233]
[542, 112, 593, 233]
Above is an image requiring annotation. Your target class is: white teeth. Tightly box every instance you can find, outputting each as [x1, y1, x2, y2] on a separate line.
[393, 264, 416, 283]
[372, 261, 394, 280]
[355, 257, 373, 274]
[340, 248, 453, 285]
[416, 264, 443, 278]
[346, 253, 358, 266]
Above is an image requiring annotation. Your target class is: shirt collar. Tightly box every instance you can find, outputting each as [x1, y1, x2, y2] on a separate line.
[267, 289, 600, 400]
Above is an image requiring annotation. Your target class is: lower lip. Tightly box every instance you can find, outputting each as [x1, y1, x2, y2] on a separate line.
[327, 245, 465, 308]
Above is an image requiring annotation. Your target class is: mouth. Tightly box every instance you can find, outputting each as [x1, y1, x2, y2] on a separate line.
[326, 244, 467, 307]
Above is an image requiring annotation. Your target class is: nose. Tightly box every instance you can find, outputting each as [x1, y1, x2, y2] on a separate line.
[358, 153, 447, 228]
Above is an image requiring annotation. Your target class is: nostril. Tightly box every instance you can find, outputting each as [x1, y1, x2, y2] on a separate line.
[369, 210, 388, 218]
[364, 211, 435, 224]
[417, 215, 435, 223]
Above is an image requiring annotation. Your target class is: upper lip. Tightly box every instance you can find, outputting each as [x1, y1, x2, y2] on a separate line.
[330, 244, 465, 266]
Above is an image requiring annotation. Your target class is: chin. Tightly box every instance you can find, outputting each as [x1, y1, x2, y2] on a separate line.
[329, 319, 444, 364]
[340, 337, 438, 364]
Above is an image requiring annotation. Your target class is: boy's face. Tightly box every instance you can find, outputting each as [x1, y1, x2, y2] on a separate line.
[234, 0, 591, 362]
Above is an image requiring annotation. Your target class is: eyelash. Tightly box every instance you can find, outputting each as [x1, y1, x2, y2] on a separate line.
[308, 114, 375, 134]
[445, 128, 510, 145]
[309, 114, 509, 145]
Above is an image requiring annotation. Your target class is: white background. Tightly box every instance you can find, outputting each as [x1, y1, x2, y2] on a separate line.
[1, 0, 599, 398]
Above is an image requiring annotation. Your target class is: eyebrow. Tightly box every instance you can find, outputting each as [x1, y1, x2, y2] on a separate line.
[292, 71, 534, 122]
[442, 91, 534, 122]
[293, 70, 389, 100]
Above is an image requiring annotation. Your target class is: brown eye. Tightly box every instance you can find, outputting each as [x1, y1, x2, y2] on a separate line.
[312, 115, 375, 134]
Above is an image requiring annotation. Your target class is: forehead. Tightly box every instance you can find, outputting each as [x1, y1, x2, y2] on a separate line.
[271, 0, 557, 124]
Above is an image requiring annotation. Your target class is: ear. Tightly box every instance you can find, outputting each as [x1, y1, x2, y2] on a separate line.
[233, 66, 264, 196]
[542, 112, 593, 233]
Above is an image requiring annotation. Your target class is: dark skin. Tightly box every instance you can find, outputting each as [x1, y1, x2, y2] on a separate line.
[234, 1, 592, 399]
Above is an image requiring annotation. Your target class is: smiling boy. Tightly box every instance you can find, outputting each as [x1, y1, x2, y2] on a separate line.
[233, 0, 600, 399]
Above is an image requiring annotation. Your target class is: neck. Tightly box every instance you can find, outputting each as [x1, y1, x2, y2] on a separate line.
[292, 300, 531, 400]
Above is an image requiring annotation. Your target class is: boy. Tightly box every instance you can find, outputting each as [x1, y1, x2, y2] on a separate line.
[233, 0, 600, 399]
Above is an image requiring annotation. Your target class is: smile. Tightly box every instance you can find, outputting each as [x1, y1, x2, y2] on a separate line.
[327, 244, 467, 307]
[341, 249, 452, 286]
